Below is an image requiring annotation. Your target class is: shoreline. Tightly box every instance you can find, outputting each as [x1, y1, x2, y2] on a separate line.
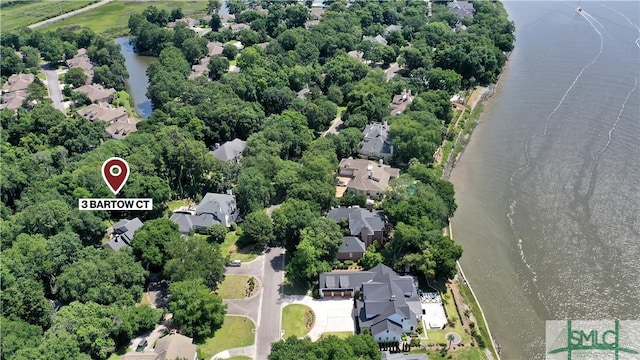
[440, 55, 512, 359]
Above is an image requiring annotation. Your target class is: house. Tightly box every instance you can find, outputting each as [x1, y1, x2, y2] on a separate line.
[337, 158, 400, 198]
[304, 20, 320, 29]
[384, 24, 403, 35]
[231, 23, 251, 33]
[170, 17, 199, 28]
[190, 56, 211, 79]
[122, 332, 197, 360]
[0, 90, 27, 110]
[76, 103, 127, 123]
[382, 351, 427, 360]
[220, 13, 236, 23]
[337, 236, 366, 261]
[390, 89, 414, 116]
[66, 49, 94, 83]
[347, 50, 365, 62]
[207, 41, 224, 56]
[75, 84, 116, 103]
[363, 35, 388, 46]
[170, 192, 239, 233]
[104, 218, 143, 251]
[296, 86, 310, 99]
[360, 121, 393, 162]
[106, 117, 139, 139]
[310, 7, 326, 19]
[448, 0, 475, 19]
[209, 138, 246, 163]
[327, 206, 385, 246]
[2, 73, 34, 93]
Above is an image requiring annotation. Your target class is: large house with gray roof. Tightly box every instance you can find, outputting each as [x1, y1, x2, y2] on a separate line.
[104, 218, 144, 251]
[318, 264, 422, 342]
[170, 193, 239, 233]
[209, 138, 246, 163]
[337, 236, 366, 261]
[338, 158, 400, 198]
[327, 206, 385, 246]
[360, 121, 393, 162]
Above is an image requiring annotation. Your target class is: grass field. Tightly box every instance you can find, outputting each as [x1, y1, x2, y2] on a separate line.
[282, 304, 314, 339]
[319, 331, 353, 340]
[1, 0, 98, 32]
[39, 0, 208, 37]
[197, 316, 255, 359]
[220, 229, 258, 262]
[216, 275, 250, 299]
[411, 348, 488, 360]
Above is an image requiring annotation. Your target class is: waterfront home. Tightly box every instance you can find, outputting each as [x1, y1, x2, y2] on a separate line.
[390, 89, 414, 116]
[76, 103, 127, 123]
[337, 158, 400, 198]
[75, 84, 116, 103]
[448, 0, 475, 19]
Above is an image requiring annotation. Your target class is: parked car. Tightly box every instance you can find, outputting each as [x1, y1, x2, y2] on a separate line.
[136, 339, 148, 352]
[229, 259, 241, 267]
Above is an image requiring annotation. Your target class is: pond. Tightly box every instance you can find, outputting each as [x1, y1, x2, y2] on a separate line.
[115, 37, 154, 119]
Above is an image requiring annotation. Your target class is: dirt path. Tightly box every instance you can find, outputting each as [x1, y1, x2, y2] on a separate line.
[28, 0, 115, 30]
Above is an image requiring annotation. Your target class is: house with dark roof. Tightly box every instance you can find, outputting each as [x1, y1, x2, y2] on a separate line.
[209, 138, 246, 163]
[327, 206, 385, 246]
[390, 89, 414, 116]
[122, 332, 197, 360]
[360, 121, 393, 162]
[448, 0, 475, 19]
[337, 236, 366, 261]
[104, 218, 144, 251]
[170, 192, 239, 233]
[337, 158, 400, 198]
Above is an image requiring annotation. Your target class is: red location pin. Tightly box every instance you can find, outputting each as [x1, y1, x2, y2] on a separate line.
[102, 157, 130, 195]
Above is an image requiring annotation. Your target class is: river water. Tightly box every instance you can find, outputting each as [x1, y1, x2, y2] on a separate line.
[449, 2, 640, 359]
[115, 37, 154, 119]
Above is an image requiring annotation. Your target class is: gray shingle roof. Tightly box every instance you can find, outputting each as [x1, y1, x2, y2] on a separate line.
[382, 351, 427, 360]
[371, 319, 403, 336]
[170, 193, 238, 233]
[338, 236, 366, 254]
[448, 0, 475, 18]
[104, 218, 143, 251]
[209, 138, 246, 162]
[360, 122, 393, 159]
[363, 34, 388, 46]
[327, 206, 385, 237]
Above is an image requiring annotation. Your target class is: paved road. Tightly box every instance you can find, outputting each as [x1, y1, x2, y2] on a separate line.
[28, 0, 115, 30]
[43, 68, 65, 113]
[223, 247, 286, 359]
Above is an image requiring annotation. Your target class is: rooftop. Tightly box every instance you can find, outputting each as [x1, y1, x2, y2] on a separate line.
[338, 158, 400, 195]
[76, 103, 127, 123]
[75, 84, 116, 103]
[2, 73, 34, 93]
[209, 138, 246, 162]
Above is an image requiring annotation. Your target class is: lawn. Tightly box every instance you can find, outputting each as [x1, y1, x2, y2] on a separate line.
[39, 1, 208, 37]
[425, 288, 470, 345]
[113, 91, 138, 119]
[282, 304, 314, 339]
[1, 0, 97, 32]
[411, 348, 488, 360]
[216, 275, 250, 299]
[456, 279, 498, 358]
[166, 199, 192, 212]
[220, 229, 258, 262]
[319, 331, 353, 340]
[197, 316, 255, 359]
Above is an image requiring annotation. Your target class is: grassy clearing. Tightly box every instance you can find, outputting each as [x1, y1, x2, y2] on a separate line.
[337, 106, 347, 116]
[282, 304, 314, 338]
[220, 229, 258, 262]
[216, 275, 250, 299]
[40, 1, 207, 38]
[167, 199, 192, 212]
[412, 348, 487, 360]
[1, 0, 97, 32]
[113, 91, 139, 118]
[197, 316, 255, 359]
[457, 280, 498, 359]
[319, 331, 353, 340]
[137, 292, 152, 306]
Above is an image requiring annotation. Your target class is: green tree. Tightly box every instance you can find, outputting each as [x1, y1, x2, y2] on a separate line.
[63, 68, 88, 88]
[207, 224, 228, 243]
[1, 46, 24, 75]
[222, 43, 238, 60]
[208, 55, 229, 80]
[131, 219, 181, 272]
[236, 167, 274, 214]
[242, 211, 275, 249]
[227, 0, 247, 14]
[20, 46, 41, 69]
[164, 235, 226, 290]
[0, 316, 43, 360]
[169, 279, 226, 339]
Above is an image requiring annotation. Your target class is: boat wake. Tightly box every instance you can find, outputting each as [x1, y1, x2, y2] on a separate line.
[505, 7, 606, 307]
[597, 1, 640, 49]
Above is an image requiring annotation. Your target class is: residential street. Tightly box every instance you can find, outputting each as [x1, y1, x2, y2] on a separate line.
[43, 66, 65, 112]
[223, 247, 286, 359]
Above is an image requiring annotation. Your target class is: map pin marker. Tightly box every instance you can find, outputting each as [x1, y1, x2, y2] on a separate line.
[102, 157, 130, 195]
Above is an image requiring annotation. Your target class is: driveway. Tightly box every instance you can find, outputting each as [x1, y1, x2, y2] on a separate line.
[42, 66, 65, 112]
[223, 247, 286, 359]
[323, 115, 343, 136]
[280, 296, 355, 341]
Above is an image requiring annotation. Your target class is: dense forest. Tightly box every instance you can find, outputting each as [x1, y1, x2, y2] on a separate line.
[1, 0, 514, 358]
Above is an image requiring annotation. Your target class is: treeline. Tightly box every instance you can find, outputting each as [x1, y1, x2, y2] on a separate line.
[269, 335, 381, 360]
[1, 0, 514, 358]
